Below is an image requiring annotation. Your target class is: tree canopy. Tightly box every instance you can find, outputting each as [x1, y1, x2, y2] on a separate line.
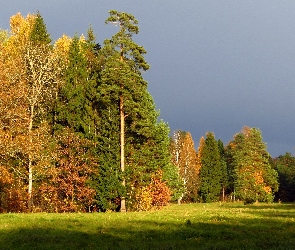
[0, 11, 289, 213]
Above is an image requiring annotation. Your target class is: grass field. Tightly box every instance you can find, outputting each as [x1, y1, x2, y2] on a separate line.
[0, 202, 295, 250]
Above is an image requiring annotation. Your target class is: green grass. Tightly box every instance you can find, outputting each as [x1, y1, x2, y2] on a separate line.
[1, 202, 295, 250]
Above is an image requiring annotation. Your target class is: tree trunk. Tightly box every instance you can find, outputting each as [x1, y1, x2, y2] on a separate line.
[28, 105, 34, 211]
[120, 93, 126, 212]
[119, 42, 126, 212]
[177, 193, 183, 205]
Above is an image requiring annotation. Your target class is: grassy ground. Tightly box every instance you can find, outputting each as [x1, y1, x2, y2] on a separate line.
[0, 202, 295, 250]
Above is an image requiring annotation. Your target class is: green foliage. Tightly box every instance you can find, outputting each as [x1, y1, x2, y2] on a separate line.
[227, 127, 279, 204]
[54, 34, 100, 137]
[199, 132, 223, 202]
[29, 12, 51, 44]
[217, 139, 229, 201]
[162, 163, 184, 201]
[91, 95, 123, 211]
[273, 152, 295, 202]
[55, 35, 88, 133]
[104, 10, 149, 72]
[99, 10, 173, 211]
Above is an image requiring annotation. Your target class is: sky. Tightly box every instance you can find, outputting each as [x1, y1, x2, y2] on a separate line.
[1, 1, 295, 157]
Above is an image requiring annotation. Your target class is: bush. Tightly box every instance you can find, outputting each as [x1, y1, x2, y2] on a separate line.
[149, 170, 172, 207]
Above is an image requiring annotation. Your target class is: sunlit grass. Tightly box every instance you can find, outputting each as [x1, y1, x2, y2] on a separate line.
[1, 202, 295, 249]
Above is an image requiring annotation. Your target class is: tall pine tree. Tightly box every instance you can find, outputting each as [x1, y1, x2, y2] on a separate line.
[99, 10, 171, 211]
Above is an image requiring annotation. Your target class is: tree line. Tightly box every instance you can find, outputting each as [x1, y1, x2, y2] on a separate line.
[0, 11, 293, 213]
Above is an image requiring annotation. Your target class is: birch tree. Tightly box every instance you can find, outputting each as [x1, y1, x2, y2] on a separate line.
[171, 131, 199, 203]
[1, 12, 57, 210]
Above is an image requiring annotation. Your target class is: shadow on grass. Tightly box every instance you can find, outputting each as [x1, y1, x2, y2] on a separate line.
[233, 203, 295, 210]
[231, 203, 295, 219]
[1, 216, 295, 250]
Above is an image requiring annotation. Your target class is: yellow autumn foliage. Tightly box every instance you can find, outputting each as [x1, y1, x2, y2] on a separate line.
[135, 186, 153, 211]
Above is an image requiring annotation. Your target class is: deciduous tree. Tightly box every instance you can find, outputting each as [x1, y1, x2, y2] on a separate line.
[38, 128, 96, 212]
[227, 126, 278, 204]
[170, 131, 199, 203]
[1, 12, 57, 210]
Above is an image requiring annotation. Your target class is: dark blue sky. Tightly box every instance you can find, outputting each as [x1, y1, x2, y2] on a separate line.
[1, 1, 295, 156]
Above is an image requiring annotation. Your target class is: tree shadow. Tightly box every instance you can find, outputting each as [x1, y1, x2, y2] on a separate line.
[231, 203, 295, 219]
[1, 215, 295, 250]
[233, 203, 295, 211]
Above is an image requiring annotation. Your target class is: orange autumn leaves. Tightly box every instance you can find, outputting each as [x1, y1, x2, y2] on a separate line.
[0, 13, 93, 212]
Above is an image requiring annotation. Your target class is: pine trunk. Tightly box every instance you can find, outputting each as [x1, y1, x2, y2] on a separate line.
[120, 93, 126, 212]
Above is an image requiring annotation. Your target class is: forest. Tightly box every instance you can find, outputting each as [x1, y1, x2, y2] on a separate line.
[0, 11, 294, 213]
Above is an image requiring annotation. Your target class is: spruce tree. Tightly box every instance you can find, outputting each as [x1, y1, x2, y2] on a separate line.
[199, 132, 223, 202]
[273, 153, 295, 202]
[218, 139, 229, 201]
[55, 34, 99, 137]
[29, 11, 51, 45]
[55, 35, 87, 132]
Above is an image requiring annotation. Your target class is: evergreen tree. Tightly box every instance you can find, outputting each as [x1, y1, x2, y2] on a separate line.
[55, 35, 88, 133]
[52, 30, 105, 209]
[0, 10, 174, 213]
[93, 96, 122, 211]
[199, 132, 223, 202]
[217, 139, 229, 201]
[273, 153, 295, 202]
[98, 10, 172, 211]
[54, 33, 100, 136]
[29, 11, 52, 45]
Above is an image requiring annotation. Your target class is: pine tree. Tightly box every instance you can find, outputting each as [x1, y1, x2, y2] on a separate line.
[99, 10, 171, 211]
[102, 10, 149, 212]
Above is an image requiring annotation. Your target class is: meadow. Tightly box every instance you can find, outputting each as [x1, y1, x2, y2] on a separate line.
[0, 202, 295, 250]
